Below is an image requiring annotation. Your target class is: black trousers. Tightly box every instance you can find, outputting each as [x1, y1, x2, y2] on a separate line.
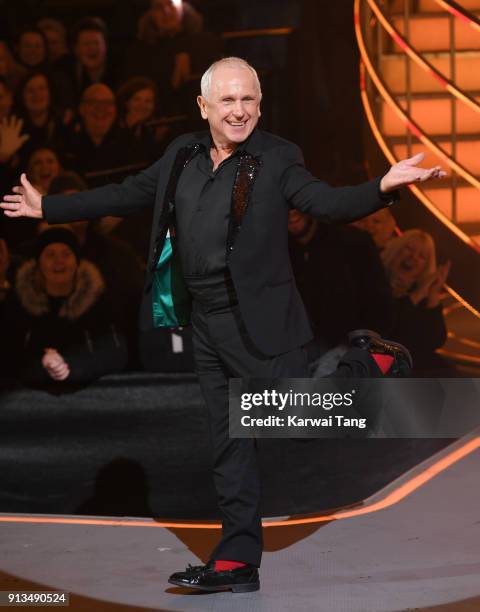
[187, 274, 380, 568]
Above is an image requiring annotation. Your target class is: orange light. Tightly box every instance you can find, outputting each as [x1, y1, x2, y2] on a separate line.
[433, 0, 480, 34]
[359, 61, 480, 320]
[355, 4, 480, 195]
[366, 0, 480, 117]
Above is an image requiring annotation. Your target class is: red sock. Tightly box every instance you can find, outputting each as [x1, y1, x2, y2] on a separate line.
[372, 354, 394, 374]
[214, 560, 247, 571]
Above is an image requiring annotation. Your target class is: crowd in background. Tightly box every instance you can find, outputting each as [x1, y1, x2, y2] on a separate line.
[0, 0, 454, 387]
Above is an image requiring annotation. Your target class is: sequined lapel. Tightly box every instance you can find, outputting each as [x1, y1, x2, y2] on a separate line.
[226, 153, 263, 260]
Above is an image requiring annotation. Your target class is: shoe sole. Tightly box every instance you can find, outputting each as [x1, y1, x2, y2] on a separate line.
[168, 578, 260, 593]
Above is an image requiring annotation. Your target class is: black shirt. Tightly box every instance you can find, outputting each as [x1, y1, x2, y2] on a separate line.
[175, 143, 241, 278]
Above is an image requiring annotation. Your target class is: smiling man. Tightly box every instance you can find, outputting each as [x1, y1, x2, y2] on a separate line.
[1, 57, 445, 594]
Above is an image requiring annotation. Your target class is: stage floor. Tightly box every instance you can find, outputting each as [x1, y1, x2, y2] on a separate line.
[1, 432, 479, 612]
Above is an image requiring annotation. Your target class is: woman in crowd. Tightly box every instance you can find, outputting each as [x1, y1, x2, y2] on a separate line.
[27, 147, 62, 195]
[2, 227, 128, 384]
[116, 76, 178, 161]
[15, 27, 49, 70]
[15, 71, 68, 162]
[381, 229, 452, 375]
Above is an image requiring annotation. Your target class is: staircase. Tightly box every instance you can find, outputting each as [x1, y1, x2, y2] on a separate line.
[355, 0, 480, 245]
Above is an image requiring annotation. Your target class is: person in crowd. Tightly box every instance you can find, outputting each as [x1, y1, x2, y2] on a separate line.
[381, 229, 452, 375]
[66, 17, 120, 103]
[353, 207, 397, 251]
[15, 27, 49, 70]
[37, 18, 70, 68]
[27, 147, 62, 195]
[15, 71, 68, 163]
[116, 76, 181, 163]
[66, 83, 139, 177]
[46, 172, 144, 362]
[0, 40, 26, 92]
[288, 209, 393, 373]
[1, 227, 128, 384]
[122, 0, 204, 111]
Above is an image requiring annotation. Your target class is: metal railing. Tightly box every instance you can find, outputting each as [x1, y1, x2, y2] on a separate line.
[355, 0, 480, 237]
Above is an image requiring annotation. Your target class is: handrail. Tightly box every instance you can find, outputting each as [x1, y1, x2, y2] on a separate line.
[365, 0, 480, 116]
[433, 0, 480, 34]
[359, 63, 480, 321]
[355, 8, 480, 192]
[358, 60, 479, 253]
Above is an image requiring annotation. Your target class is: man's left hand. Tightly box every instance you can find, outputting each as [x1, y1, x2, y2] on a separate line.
[380, 152, 446, 193]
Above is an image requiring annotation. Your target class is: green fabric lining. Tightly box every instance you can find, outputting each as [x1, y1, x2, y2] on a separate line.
[152, 236, 180, 327]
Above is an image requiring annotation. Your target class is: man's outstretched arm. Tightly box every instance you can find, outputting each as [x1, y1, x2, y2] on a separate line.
[280, 145, 445, 223]
[1, 157, 162, 223]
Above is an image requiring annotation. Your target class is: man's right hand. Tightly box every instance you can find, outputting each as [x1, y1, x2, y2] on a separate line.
[1, 173, 43, 219]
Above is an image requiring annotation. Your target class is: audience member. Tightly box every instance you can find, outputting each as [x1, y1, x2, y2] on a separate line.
[15, 27, 49, 70]
[46, 172, 144, 361]
[37, 18, 70, 67]
[116, 76, 180, 162]
[66, 83, 140, 177]
[288, 209, 393, 371]
[27, 147, 61, 195]
[66, 17, 120, 102]
[15, 71, 68, 163]
[1, 227, 128, 384]
[381, 229, 452, 375]
[122, 0, 203, 111]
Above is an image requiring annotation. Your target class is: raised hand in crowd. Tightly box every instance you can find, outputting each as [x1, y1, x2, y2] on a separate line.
[42, 348, 70, 381]
[380, 152, 446, 192]
[0, 172, 43, 218]
[0, 116, 30, 163]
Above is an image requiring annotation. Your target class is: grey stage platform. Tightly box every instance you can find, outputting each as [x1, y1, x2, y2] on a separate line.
[0, 432, 479, 612]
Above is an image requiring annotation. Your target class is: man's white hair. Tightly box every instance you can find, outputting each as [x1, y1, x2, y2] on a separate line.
[200, 57, 262, 101]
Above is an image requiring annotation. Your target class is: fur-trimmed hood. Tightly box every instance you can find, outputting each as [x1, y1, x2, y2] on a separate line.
[15, 259, 105, 320]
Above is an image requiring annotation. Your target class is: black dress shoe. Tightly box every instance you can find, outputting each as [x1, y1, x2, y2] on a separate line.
[348, 329, 413, 376]
[168, 561, 260, 592]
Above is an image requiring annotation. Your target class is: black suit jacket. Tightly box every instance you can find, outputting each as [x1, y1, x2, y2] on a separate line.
[43, 128, 393, 356]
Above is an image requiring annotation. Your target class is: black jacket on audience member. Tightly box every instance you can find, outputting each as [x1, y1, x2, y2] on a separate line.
[1, 258, 127, 384]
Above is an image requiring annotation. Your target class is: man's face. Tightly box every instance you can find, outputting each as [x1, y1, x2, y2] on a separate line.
[197, 66, 261, 148]
[18, 32, 46, 67]
[80, 85, 116, 138]
[23, 74, 50, 114]
[75, 30, 107, 71]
